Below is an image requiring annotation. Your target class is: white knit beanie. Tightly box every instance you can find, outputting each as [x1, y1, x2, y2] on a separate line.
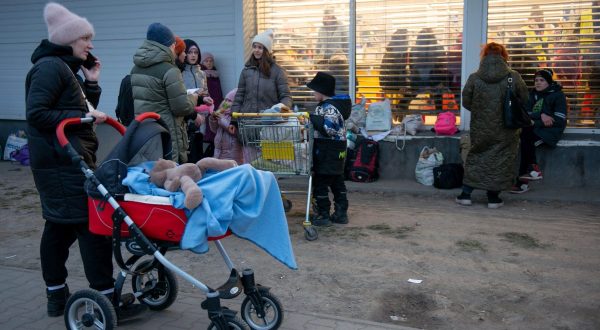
[44, 2, 95, 46]
[252, 29, 274, 53]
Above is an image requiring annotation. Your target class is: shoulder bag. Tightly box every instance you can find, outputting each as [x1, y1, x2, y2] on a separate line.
[503, 74, 532, 129]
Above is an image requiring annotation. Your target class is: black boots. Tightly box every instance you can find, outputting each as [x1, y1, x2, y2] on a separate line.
[330, 203, 348, 224]
[311, 213, 332, 227]
[46, 284, 70, 317]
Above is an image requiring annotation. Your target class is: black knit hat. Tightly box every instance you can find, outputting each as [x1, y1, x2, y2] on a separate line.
[184, 39, 201, 64]
[307, 72, 336, 97]
[146, 23, 174, 47]
[535, 68, 554, 84]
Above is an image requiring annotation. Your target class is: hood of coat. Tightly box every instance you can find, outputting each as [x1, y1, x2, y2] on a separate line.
[31, 39, 83, 70]
[476, 54, 512, 84]
[325, 94, 352, 120]
[133, 40, 175, 68]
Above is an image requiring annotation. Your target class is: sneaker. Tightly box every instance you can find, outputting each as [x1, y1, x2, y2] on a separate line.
[311, 214, 332, 227]
[510, 183, 529, 194]
[330, 211, 349, 224]
[46, 285, 70, 317]
[487, 196, 504, 209]
[455, 193, 472, 206]
[519, 164, 543, 181]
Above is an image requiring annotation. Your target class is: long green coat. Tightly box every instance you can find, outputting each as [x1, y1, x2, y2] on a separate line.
[131, 40, 195, 163]
[462, 55, 529, 191]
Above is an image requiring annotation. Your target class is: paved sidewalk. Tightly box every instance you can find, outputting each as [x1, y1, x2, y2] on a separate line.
[0, 265, 416, 330]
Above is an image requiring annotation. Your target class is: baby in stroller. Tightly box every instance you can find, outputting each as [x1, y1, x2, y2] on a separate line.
[59, 113, 294, 329]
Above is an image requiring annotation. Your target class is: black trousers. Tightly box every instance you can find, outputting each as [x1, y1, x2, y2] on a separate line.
[519, 126, 541, 176]
[313, 173, 348, 214]
[40, 221, 114, 291]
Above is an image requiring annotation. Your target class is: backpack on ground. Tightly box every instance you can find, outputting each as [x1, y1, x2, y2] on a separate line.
[433, 163, 464, 189]
[349, 139, 379, 182]
[433, 111, 458, 135]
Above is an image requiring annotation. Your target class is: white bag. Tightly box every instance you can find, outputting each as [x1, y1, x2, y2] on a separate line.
[402, 114, 424, 136]
[366, 98, 392, 132]
[346, 96, 367, 133]
[3, 134, 28, 161]
[415, 146, 444, 185]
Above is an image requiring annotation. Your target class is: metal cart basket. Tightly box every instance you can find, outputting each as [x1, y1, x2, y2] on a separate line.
[233, 112, 318, 241]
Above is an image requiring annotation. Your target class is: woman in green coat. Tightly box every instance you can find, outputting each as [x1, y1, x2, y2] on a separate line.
[457, 42, 529, 209]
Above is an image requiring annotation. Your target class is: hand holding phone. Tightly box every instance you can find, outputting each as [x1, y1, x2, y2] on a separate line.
[81, 53, 101, 81]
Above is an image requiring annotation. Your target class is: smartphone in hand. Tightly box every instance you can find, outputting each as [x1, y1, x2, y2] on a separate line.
[82, 53, 97, 69]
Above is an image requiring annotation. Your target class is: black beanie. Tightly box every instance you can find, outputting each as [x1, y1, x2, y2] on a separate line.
[535, 68, 554, 84]
[184, 39, 201, 64]
[307, 72, 336, 97]
[146, 23, 175, 47]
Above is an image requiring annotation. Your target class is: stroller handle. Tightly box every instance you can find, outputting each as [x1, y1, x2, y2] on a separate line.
[135, 112, 161, 122]
[57, 116, 125, 148]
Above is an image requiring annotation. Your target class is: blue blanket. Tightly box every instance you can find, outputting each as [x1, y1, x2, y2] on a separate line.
[122, 163, 297, 269]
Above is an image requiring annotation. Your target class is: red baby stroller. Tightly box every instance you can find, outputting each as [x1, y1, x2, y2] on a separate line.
[57, 113, 284, 330]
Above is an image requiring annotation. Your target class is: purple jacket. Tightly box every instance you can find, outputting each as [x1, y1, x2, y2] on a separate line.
[208, 110, 243, 164]
[203, 69, 223, 143]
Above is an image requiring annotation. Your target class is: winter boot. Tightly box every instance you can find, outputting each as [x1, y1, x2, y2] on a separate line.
[311, 212, 332, 227]
[330, 203, 348, 224]
[46, 284, 70, 317]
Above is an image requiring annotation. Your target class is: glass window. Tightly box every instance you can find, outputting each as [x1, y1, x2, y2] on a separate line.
[488, 0, 600, 128]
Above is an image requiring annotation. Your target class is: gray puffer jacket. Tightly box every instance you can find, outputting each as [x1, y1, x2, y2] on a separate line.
[231, 62, 292, 113]
[131, 40, 195, 163]
[462, 55, 529, 191]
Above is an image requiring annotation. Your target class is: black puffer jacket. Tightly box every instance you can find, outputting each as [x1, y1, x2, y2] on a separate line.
[25, 39, 101, 224]
[525, 83, 567, 147]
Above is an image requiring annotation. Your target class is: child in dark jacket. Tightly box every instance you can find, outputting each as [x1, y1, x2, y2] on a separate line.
[307, 72, 352, 226]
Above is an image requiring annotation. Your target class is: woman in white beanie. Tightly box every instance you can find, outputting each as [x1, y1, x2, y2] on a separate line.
[231, 29, 292, 162]
[25, 2, 143, 320]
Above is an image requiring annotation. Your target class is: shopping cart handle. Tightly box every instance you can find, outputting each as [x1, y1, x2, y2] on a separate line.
[232, 112, 309, 118]
[57, 116, 126, 148]
[135, 112, 161, 122]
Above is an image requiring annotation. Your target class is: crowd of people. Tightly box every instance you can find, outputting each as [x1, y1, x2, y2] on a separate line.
[24, 1, 574, 322]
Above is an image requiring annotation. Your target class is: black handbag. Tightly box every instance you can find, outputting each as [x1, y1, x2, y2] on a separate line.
[503, 74, 532, 129]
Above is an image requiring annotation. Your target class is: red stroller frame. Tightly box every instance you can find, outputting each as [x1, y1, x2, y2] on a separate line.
[57, 113, 283, 330]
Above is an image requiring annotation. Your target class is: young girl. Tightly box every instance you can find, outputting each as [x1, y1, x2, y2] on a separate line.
[209, 89, 243, 164]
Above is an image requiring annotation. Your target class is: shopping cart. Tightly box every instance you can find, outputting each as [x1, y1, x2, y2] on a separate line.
[232, 112, 318, 241]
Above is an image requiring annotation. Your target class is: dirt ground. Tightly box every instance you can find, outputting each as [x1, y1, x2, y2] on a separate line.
[1, 161, 599, 330]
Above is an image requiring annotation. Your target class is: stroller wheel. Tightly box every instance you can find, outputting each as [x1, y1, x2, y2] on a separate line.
[282, 198, 292, 213]
[304, 226, 318, 241]
[131, 259, 178, 311]
[64, 289, 117, 330]
[207, 315, 249, 330]
[241, 291, 284, 330]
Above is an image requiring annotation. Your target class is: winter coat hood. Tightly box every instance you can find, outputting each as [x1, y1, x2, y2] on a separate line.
[133, 40, 175, 68]
[326, 95, 352, 120]
[31, 39, 83, 71]
[476, 55, 512, 84]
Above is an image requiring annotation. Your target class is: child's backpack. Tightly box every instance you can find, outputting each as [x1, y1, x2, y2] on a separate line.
[433, 163, 464, 189]
[434, 111, 458, 135]
[349, 139, 379, 182]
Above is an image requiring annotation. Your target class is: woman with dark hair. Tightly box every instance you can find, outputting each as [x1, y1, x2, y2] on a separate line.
[457, 42, 529, 208]
[231, 29, 292, 114]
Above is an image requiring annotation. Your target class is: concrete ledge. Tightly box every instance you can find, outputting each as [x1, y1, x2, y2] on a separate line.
[376, 132, 600, 188]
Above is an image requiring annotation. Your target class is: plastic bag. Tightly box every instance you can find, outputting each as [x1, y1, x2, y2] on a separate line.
[415, 146, 443, 185]
[10, 144, 29, 166]
[3, 133, 28, 161]
[346, 96, 367, 133]
[402, 114, 424, 136]
[366, 98, 392, 131]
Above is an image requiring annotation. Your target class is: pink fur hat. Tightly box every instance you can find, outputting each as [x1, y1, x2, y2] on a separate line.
[44, 2, 94, 46]
[225, 88, 237, 102]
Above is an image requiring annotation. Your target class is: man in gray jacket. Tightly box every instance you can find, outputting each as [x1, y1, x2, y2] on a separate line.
[131, 23, 197, 163]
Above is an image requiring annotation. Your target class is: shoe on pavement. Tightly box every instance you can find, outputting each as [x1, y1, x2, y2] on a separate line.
[330, 211, 349, 224]
[510, 183, 529, 194]
[117, 303, 148, 321]
[487, 196, 504, 209]
[46, 284, 70, 317]
[455, 192, 472, 206]
[311, 213, 332, 227]
[519, 164, 543, 181]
